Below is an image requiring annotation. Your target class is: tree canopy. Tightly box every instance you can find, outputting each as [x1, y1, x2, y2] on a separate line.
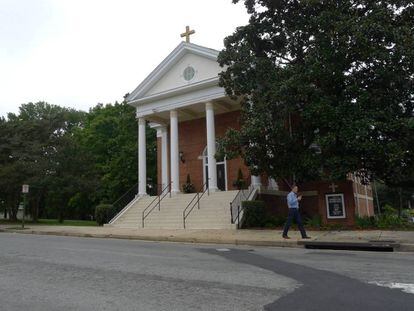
[0, 101, 156, 221]
[218, 0, 414, 187]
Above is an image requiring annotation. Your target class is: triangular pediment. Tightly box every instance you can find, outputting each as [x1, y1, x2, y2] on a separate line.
[127, 42, 221, 103]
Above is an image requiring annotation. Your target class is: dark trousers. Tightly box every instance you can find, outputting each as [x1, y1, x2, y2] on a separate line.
[283, 208, 307, 238]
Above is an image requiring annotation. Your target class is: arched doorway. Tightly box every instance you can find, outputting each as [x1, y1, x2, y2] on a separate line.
[202, 145, 227, 191]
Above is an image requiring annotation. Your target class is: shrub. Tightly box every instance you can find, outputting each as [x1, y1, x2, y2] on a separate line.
[382, 204, 397, 215]
[233, 168, 246, 190]
[355, 216, 376, 229]
[241, 200, 266, 228]
[95, 204, 114, 226]
[305, 215, 322, 228]
[182, 174, 195, 193]
[376, 214, 406, 229]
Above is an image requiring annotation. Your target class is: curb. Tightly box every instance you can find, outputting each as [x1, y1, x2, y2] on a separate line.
[1, 228, 303, 248]
[1, 228, 413, 252]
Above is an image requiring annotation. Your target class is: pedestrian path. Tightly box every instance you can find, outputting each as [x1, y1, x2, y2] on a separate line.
[1, 225, 413, 251]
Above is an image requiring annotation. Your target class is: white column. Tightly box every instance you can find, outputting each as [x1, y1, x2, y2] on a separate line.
[160, 126, 169, 192]
[251, 175, 262, 189]
[170, 110, 180, 194]
[138, 117, 147, 196]
[205, 102, 218, 191]
[267, 177, 279, 190]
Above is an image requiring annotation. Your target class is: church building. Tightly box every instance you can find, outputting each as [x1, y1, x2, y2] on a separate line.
[109, 28, 375, 229]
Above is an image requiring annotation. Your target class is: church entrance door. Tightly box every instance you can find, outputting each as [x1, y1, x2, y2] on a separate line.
[203, 145, 227, 191]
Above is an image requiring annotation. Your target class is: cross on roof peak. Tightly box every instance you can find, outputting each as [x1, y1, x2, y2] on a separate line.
[180, 25, 195, 43]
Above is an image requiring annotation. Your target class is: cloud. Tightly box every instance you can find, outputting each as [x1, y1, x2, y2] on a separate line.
[0, 0, 249, 117]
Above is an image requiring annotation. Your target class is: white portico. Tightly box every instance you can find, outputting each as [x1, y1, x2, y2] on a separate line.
[128, 41, 228, 195]
[127, 34, 264, 197]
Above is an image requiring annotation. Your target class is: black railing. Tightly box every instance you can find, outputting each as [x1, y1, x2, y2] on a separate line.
[110, 182, 139, 222]
[230, 185, 255, 229]
[141, 182, 171, 228]
[182, 180, 210, 229]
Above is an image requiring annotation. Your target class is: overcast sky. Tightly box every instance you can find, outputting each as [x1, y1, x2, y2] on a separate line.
[0, 0, 249, 117]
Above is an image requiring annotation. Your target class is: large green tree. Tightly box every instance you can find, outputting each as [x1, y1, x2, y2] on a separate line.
[77, 101, 157, 203]
[0, 102, 90, 221]
[218, 0, 414, 187]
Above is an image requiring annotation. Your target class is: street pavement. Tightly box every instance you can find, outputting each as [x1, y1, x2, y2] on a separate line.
[0, 232, 413, 310]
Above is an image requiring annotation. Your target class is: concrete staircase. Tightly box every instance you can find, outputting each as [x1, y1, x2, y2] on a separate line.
[108, 190, 238, 229]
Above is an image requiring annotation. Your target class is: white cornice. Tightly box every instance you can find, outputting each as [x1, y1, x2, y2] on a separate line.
[128, 77, 219, 106]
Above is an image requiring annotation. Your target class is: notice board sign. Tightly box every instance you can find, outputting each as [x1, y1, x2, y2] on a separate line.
[326, 193, 346, 219]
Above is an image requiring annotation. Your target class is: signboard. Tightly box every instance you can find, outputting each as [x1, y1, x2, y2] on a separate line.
[325, 193, 346, 219]
[22, 184, 29, 194]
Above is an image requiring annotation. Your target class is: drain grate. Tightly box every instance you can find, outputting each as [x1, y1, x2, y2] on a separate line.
[299, 241, 398, 252]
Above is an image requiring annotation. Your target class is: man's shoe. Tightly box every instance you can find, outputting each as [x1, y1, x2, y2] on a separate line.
[302, 236, 312, 239]
[282, 235, 290, 239]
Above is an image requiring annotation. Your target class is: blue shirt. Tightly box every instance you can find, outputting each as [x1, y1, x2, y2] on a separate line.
[287, 191, 299, 209]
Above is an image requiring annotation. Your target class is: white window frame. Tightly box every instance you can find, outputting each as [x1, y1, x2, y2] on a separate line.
[325, 193, 346, 219]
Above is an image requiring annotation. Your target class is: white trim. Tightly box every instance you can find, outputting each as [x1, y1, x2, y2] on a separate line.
[135, 86, 226, 118]
[364, 184, 370, 216]
[326, 193, 346, 219]
[354, 193, 374, 201]
[127, 42, 219, 102]
[129, 77, 219, 106]
[202, 145, 228, 191]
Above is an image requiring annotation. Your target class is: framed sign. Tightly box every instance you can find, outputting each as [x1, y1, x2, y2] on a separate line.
[325, 193, 346, 219]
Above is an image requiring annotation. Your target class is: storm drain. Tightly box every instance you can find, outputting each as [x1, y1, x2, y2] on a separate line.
[299, 241, 398, 252]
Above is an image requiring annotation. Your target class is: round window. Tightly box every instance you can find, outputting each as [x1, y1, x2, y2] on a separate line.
[183, 66, 195, 81]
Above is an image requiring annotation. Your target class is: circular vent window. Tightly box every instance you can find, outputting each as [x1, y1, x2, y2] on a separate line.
[183, 66, 195, 81]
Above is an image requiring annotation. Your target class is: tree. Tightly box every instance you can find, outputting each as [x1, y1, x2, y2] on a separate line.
[218, 0, 414, 187]
[0, 102, 91, 221]
[77, 101, 157, 204]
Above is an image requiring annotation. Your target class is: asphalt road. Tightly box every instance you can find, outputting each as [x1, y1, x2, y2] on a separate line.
[0, 233, 413, 311]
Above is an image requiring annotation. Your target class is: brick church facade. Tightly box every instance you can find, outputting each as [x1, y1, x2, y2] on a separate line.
[128, 40, 374, 227]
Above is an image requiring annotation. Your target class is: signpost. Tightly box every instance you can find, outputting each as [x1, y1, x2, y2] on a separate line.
[22, 184, 29, 229]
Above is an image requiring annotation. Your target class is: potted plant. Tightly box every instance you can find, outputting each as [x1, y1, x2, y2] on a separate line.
[182, 174, 196, 193]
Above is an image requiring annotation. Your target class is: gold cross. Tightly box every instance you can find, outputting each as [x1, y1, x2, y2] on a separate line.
[180, 25, 195, 43]
[329, 183, 338, 192]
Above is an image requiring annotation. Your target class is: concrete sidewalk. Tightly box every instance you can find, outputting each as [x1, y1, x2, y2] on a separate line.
[1, 225, 413, 251]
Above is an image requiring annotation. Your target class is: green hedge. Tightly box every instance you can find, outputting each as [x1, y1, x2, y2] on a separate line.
[241, 200, 266, 228]
[95, 204, 115, 226]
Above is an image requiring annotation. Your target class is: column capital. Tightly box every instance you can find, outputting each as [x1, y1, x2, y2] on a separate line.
[138, 117, 146, 125]
[170, 110, 178, 118]
[205, 102, 214, 110]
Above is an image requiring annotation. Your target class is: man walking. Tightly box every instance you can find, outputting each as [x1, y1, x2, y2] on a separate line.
[282, 185, 311, 239]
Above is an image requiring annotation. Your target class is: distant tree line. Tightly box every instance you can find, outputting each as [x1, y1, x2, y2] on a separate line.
[0, 101, 156, 222]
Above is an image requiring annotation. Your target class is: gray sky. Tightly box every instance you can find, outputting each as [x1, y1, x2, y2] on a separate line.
[0, 0, 249, 117]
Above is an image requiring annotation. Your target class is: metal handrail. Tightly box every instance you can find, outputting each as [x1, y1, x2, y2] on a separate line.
[142, 182, 171, 228]
[182, 180, 210, 229]
[112, 182, 139, 210]
[230, 185, 255, 228]
[109, 182, 139, 223]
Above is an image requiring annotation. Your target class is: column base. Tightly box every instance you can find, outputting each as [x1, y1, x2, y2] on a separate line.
[208, 187, 219, 193]
[171, 190, 181, 196]
[138, 193, 149, 197]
